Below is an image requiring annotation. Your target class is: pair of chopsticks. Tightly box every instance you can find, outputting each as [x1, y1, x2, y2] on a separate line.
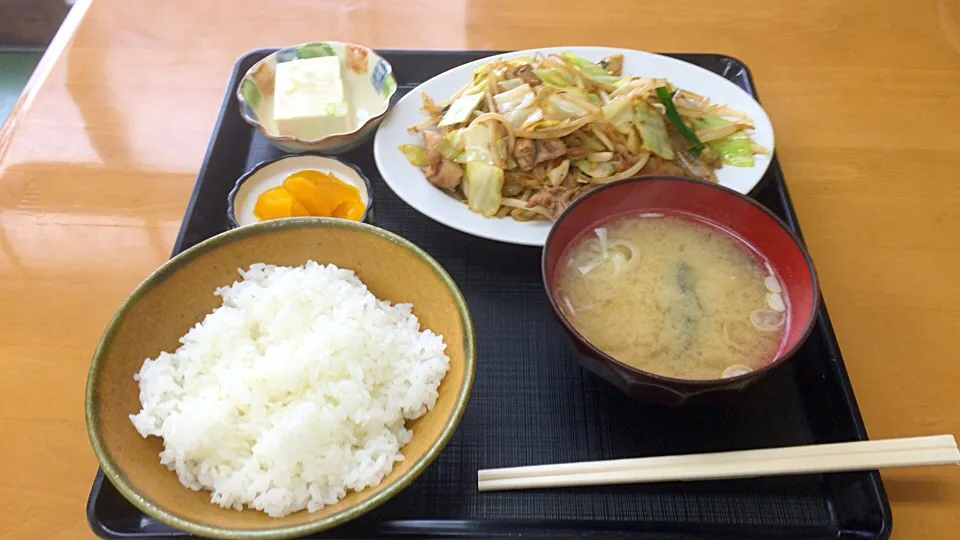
[477, 434, 959, 492]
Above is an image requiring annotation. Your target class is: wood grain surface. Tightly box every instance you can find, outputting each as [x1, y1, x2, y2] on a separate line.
[0, 0, 957, 537]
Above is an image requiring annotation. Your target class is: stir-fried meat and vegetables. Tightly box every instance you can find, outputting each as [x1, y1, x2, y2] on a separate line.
[399, 52, 767, 220]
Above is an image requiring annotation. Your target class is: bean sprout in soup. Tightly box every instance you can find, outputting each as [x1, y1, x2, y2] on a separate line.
[556, 214, 787, 380]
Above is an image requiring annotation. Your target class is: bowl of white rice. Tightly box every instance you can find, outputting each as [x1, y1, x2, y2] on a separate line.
[85, 217, 475, 539]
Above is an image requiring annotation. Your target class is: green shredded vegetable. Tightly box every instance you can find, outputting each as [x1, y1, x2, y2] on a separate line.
[655, 86, 705, 158]
[694, 117, 754, 167]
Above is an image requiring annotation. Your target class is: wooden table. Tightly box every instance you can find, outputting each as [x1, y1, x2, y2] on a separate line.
[1, 0, 957, 537]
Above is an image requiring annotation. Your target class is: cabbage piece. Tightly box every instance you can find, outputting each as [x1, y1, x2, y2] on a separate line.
[494, 83, 535, 113]
[436, 133, 462, 162]
[575, 159, 617, 179]
[561, 53, 610, 76]
[558, 87, 588, 101]
[601, 95, 633, 134]
[557, 88, 601, 109]
[399, 144, 428, 167]
[560, 52, 621, 85]
[444, 130, 470, 163]
[493, 83, 540, 129]
[498, 78, 526, 92]
[633, 101, 674, 159]
[548, 159, 571, 186]
[519, 107, 544, 130]
[709, 130, 755, 167]
[533, 68, 576, 87]
[463, 162, 504, 216]
[544, 94, 589, 120]
[503, 107, 539, 131]
[438, 92, 485, 127]
[694, 117, 754, 167]
[460, 124, 496, 165]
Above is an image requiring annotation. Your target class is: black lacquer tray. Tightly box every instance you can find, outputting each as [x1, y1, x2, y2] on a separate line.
[86, 49, 891, 539]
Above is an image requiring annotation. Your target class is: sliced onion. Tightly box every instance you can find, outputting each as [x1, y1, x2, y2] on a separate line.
[591, 126, 614, 151]
[607, 239, 640, 274]
[722, 322, 752, 356]
[676, 150, 712, 179]
[562, 296, 577, 316]
[578, 260, 602, 276]
[588, 152, 614, 163]
[750, 309, 785, 332]
[609, 250, 627, 275]
[590, 152, 651, 184]
[582, 277, 617, 301]
[639, 212, 664, 218]
[594, 227, 608, 257]
[767, 293, 786, 313]
[722, 364, 753, 378]
[764, 275, 782, 293]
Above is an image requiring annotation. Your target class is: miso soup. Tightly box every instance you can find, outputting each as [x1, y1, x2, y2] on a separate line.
[556, 214, 787, 380]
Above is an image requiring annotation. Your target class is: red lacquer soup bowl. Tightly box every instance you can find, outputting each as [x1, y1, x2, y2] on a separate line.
[542, 176, 819, 406]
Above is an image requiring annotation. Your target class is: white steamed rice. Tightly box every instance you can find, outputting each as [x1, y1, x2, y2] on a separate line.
[129, 261, 450, 518]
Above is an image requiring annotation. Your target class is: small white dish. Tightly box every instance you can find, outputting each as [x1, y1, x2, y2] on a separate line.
[227, 154, 373, 227]
[373, 46, 776, 246]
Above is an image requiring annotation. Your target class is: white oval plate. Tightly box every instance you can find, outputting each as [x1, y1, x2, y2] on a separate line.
[373, 46, 775, 246]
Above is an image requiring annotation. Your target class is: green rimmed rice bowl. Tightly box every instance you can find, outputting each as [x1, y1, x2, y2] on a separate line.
[85, 218, 474, 539]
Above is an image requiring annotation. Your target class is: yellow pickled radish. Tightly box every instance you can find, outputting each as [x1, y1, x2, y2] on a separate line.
[253, 186, 296, 221]
[290, 169, 335, 186]
[333, 200, 366, 221]
[283, 175, 338, 216]
[309, 172, 360, 199]
[288, 170, 364, 221]
[252, 170, 366, 223]
[290, 198, 309, 217]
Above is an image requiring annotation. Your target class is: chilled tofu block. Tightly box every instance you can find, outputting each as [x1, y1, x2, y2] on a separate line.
[273, 56, 353, 139]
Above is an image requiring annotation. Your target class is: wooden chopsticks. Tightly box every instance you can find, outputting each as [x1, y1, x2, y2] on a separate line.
[477, 435, 960, 492]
